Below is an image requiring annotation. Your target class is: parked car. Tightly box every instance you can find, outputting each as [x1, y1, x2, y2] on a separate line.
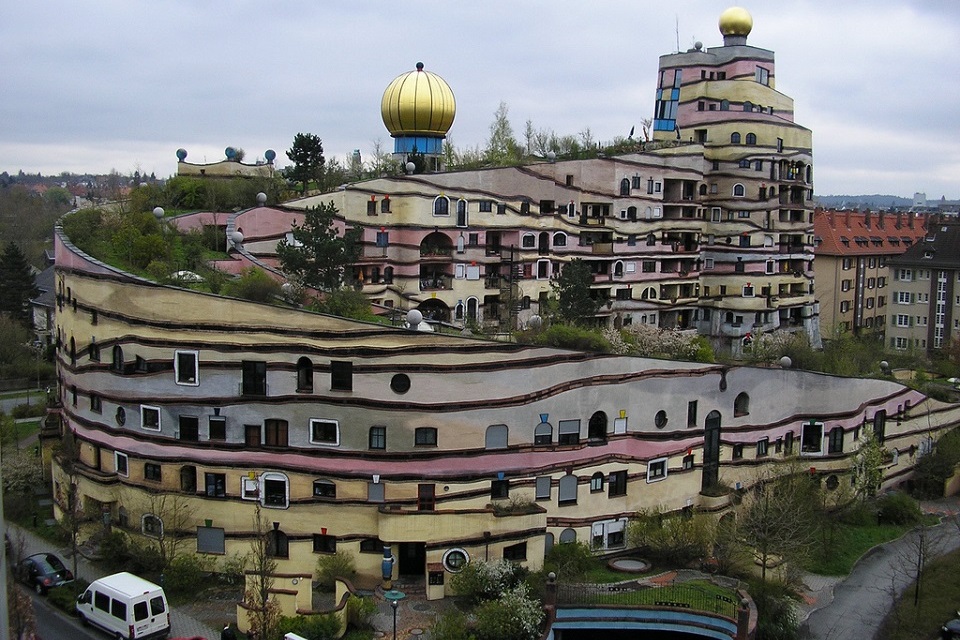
[942, 614, 960, 639]
[16, 552, 74, 595]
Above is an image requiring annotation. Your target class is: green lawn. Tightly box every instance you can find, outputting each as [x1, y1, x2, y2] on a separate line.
[877, 547, 960, 640]
[806, 523, 919, 576]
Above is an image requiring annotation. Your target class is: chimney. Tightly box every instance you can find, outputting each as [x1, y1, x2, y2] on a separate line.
[845, 209, 851, 229]
[896, 211, 903, 229]
[878, 210, 885, 229]
[865, 210, 871, 229]
[909, 213, 914, 230]
[829, 210, 835, 227]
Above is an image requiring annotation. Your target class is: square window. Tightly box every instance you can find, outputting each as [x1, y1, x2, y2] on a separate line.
[313, 534, 337, 554]
[144, 462, 161, 482]
[208, 416, 226, 441]
[141, 405, 161, 431]
[479, 200, 492, 213]
[608, 470, 628, 496]
[491, 479, 509, 499]
[241, 360, 267, 396]
[197, 525, 226, 554]
[313, 479, 336, 499]
[310, 419, 340, 446]
[368, 481, 384, 503]
[330, 360, 353, 391]
[115, 452, 129, 477]
[241, 477, 260, 500]
[205, 472, 226, 497]
[179, 415, 199, 441]
[801, 421, 824, 454]
[360, 537, 384, 553]
[757, 438, 769, 457]
[646, 459, 667, 483]
[503, 542, 527, 561]
[415, 427, 438, 446]
[175, 350, 198, 385]
[682, 454, 694, 470]
[558, 420, 580, 445]
[732, 444, 744, 460]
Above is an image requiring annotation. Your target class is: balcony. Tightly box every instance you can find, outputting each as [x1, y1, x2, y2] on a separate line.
[420, 275, 453, 291]
[591, 242, 614, 255]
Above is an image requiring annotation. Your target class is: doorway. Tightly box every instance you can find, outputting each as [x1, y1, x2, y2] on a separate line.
[398, 542, 426, 576]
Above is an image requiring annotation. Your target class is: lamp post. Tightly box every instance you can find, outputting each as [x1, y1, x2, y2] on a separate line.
[383, 589, 405, 640]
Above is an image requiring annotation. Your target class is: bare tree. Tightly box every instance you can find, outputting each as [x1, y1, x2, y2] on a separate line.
[243, 505, 281, 640]
[55, 430, 85, 581]
[140, 492, 196, 570]
[8, 577, 37, 639]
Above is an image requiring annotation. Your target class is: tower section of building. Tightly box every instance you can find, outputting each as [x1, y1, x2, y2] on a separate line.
[652, 8, 818, 349]
[381, 62, 456, 172]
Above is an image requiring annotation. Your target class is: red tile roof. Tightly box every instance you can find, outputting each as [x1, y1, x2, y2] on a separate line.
[814, 209, 929, 256]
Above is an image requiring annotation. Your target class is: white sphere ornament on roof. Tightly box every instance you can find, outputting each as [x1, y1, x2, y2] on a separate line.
[153, 207, 164, 220]
[256, 192, 267, 206]
[406, 162, 416, 174]
[230, 231, 244, 245]
[406, 309, 423, 327]
[779, 356, 792, 369]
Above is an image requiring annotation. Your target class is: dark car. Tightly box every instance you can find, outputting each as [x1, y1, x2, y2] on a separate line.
[943, 616, 960, 640]
[16, 552, 74, 595]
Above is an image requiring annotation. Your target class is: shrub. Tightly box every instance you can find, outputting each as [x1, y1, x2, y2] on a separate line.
[473, 583, 544, 640]
[428, 610, 474, 640]
[98, 531, 131, 571]
[278, 613, 341, 640]
[542, 542, 594, 581]
[315, 551, 355, 591]
[345, 594, 376, 628]
[46, 580, 88, 616]
[450, 559, 527, 604]
[218, 551, 250, 585]
[628, 507, 715, 566]
[164, 554, 210, 600]
[753, 588, 800, 640]
[534, 324, 610, 353]
[11, 403, 44, 419]
[876, 492, 923, 525]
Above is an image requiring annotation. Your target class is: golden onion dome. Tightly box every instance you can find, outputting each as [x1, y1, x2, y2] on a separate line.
[719, 7, 753, 37]
[381, 62, 456, 137]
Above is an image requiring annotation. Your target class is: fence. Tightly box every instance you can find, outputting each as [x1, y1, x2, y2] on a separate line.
[555, 582, 738, 620]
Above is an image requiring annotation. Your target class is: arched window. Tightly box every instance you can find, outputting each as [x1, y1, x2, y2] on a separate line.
[828, 427, 844, 454]
[466, 297, 478, 321]
[485, 424, 508, 450]
[559, 528, 577, 543]
[699, 184, 707, 196]
[734, 392, 750, 417]
[454, 302, 464, 321]
[588, 411, 607, 440]
[640, 287, 657, 300]
[267, 528, 289, 558]
[534, 422, 552, 445]
[558, 474, 578, 505]
[646, 232, 656, 246]
[142, 514, 163, 539]
[553, 232, 567, 247]
[730, 132, 741, 144]
[743, 101, 753, 111]
[613, 261, 624, 278]
[590, 472, 605, 492]
[544, 532, 555, 555]
[733, 184, 745, 197]
[626, 206, 637, 221]
[745, 133, 757, 145]
[433, 196, 450, 216]
[521, 234, 536, 248]
[296, 357, 313, 392]
[720, 100, 730, 111]
[619, 178, 630, 196]
[456, 199, 468, 227]
[112, 345, 124, 372]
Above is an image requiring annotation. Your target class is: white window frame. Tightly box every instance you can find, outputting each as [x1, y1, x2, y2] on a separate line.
[646, 457, 668, 483]
[115, 451, 129, 477]
[742, 285, 755, 298]
[174, 349, 199, 386]
[309, 419, 340, 446]
[896, 291, 912, 304]
[241, 475, 260, 501]
[894, 337, 908, 350]
[521, 233, 536, 249]
[261, 471, 290, 509]
[141, 405, 161, 432]
[141, 513, 163, 539]
[896, 314, 911, 327]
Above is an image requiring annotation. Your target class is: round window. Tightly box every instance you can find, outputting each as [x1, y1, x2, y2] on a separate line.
[442, 548, 469, 573]
[654, 410, 668, 429]
[825, 475, 839, 491]
[116, 406, 126, 426]
[390, 373, 411, 394]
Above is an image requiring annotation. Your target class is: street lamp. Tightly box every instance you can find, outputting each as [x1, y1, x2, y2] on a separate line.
[383, 589, 405, 640]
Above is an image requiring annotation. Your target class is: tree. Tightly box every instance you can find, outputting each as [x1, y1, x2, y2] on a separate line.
[222, 267, 283, 303]
[628, 506, 716, 566]
[735, 468, 821, 590]
[244, 505, 282, 640]
[313, 288, 377, 321]
[285, 133, 326, 194]
[277, 201, 361, 293]
[55, 430, 85, 581]
[550, 259, 601, 326]
[139, 492, 196, 570]
[852, 428, 886, 502]
[485, 102, 523, 166]
[0, 242, 38, 327]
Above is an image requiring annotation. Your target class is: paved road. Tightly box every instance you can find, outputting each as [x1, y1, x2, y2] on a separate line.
[801, 519, 960, 639]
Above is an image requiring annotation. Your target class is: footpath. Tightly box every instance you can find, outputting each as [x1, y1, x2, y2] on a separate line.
[798, 497, 960, 640]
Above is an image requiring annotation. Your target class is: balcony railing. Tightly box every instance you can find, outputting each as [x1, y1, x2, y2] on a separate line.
[420, 275, 453, 291]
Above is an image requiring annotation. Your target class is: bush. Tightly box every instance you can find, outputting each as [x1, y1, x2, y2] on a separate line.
[46, 580, 88, 616]
[876, 492, 923, 525]
[218, 551, 250, 585]
[98, 531, 131, 572]
[753, 588, 800, 640]
[315, 551, 355, 591]
[542, 542, 594, 581]
[164, 554, 210, 600]
[628, 507, 715, 566]
[473, 583, 544, 640]
[345, 594, 376, 628]
[278, 613, 341, 640]
[11, 403, 44, 419]
[450, 559, 527, 604]
[534, 324, 611, 353]
[429, 610, 474, 640]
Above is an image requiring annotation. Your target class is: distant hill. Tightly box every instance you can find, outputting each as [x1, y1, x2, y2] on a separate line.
[814, 194, 913, 210]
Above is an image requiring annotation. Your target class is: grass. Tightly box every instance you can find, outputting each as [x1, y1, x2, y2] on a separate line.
[877, 546, 960, 640]
[807, 522, 919, 576]
[589, 579, 739, 616]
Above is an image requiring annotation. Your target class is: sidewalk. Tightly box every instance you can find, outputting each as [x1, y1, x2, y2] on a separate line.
[4, 522, 220, 639]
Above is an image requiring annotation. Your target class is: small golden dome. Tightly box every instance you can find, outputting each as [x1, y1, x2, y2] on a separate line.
[381, 62, 456, 137]
[719, 7, 753, 37]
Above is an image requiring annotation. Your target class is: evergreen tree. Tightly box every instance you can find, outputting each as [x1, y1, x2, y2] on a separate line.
[0, 242, 38, 327]
[550, 258, 601, 326]
[285, 133, 326, 194]
[276, 201, 361, 293]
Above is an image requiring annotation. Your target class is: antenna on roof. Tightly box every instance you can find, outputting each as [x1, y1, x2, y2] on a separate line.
[675, 15, 680, 52]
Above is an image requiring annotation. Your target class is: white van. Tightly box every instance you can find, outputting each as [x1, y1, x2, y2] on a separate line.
[76, 572, 170, 639]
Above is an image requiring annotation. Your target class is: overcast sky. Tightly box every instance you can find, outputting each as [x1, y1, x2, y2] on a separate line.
[2, 1, 958, 198]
